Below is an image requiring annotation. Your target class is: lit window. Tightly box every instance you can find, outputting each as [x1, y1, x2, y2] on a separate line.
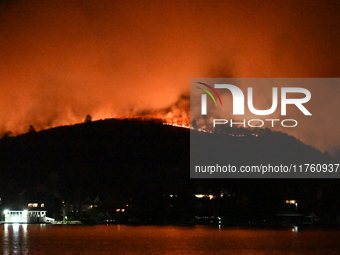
[195, 194, 217, 200]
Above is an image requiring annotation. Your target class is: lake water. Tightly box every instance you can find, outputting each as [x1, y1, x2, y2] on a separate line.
[1, 224, 339, 254]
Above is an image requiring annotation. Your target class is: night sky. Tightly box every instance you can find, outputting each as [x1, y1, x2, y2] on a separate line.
[0, 0, 339, 152]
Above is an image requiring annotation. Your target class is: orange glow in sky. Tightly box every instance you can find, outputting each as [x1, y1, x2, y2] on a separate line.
[0, 0, 339, 152]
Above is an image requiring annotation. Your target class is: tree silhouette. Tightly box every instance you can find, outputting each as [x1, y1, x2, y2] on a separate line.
[2, 130, 12, 139]
[85, 114, 92, 123]
[28, 125, 36, 133]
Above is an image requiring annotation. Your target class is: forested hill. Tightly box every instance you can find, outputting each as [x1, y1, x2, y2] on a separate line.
[0, 118, 337, 220]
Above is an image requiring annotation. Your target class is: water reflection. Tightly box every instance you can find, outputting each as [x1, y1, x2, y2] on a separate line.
[0, 225, 339, 254]
[2, 223, 29, 255]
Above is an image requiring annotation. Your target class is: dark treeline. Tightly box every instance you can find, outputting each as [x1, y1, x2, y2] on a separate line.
[0, 118, 338, 225]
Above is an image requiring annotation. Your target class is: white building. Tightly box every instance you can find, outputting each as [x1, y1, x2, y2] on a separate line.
[3, 210, 53, 223]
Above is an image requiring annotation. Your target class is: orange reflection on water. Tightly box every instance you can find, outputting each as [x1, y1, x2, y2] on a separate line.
[1, 225, 340, 254]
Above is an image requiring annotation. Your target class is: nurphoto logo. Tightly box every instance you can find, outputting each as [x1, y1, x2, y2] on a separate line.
[196, 81, 312, 128]
[190, 78, 338, 179]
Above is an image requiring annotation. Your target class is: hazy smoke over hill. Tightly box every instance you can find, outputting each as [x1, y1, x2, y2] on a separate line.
[0, 0, 339, 152]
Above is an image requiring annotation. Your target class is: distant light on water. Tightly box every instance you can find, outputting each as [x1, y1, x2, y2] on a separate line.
[292, 226, 298, 232]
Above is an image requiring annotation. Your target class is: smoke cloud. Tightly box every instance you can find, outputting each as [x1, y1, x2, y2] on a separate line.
[0, 0, 339, 152]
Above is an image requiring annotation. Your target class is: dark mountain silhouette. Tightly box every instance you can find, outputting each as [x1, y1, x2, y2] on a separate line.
[0, 118, 338, 224]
